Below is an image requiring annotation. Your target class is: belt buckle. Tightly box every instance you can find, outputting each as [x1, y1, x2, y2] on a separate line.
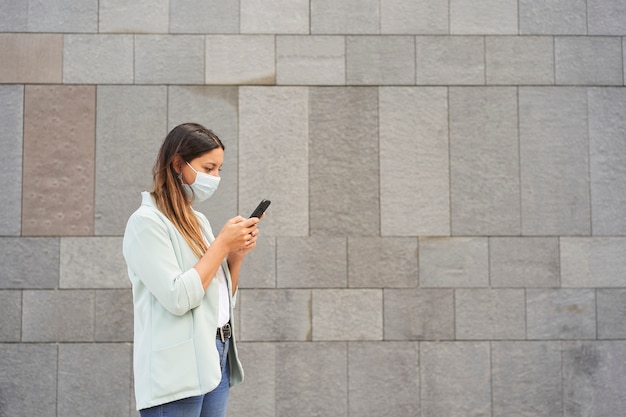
[218, 323, 231, 343]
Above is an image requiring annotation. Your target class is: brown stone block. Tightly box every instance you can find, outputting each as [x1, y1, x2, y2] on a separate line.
[0, 34, 63, 83]
[23, 85, 96, 236]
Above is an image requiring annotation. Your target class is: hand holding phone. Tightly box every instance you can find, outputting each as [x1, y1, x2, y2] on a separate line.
[249, 199, 271, 218]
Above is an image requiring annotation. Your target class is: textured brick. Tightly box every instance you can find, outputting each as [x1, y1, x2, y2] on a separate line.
[95, 86, 166, 235]
[527, 289, 596, 340]
[563, 341, 626, 417]
[489, 237, 560, 288]
[0, 238, 59, 289]
[519, 87, 590, 235]
[420, 342, 491, 417]
[0, 0, 27, 31]
[588, 0, 626, 35]
[349, 342, 419, 417]
[415, 36, 485, 85]
[239, 87, 308, 236]
[309, 87, 379, 236]
[348, 237, 418, 288]
[0, 291, 21, 341]
[276, 36, 346, 85]
[597, 289, 626, 339]
[555, 37, 623, 85]
[379, 87, 450, 236]
[135, 35, 204, 84]
[99, 0, 168, 33]
[560, 238, 626, 288]
[0, 33, 62, 83]
[456, 289, 526, 340]
[228, 343, 276, 417]
[277, 237, 346, 288]
[380, 0, 448, 34]
[95, 289, 133, 342]
[486, 36, 554, 85]
[346, 36, 415, 85]
[58, 343, 131, 417]
[449, 87, 520, 235]
[276, 342, 347, 417]
[169, 0, 239, 34]
[239, 236, 276, 288]
[419, 237, 489, 288]
[63, 35, 133, 84]
[26, 0, 98, 32]
[519, 0, 586, 34]
[206, 36, 275, 85]
[312, 289, 382, 341]
[60, 237, 127, 289]
[0, 344, 57, 417]
[241, 0, 308, 34]
[311, 0, 379, 34]
[384, 289, 454, 340]
[588, 88, 626, 235]
[492, 342, 562, 417]
[450, 0, 517, 34]
[22, 290, 95, 342]
[0, 85, 22, 236]
[239, 289, 311, 341]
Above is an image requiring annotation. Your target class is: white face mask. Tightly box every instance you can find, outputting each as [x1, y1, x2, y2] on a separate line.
[182, 161, 220, 202]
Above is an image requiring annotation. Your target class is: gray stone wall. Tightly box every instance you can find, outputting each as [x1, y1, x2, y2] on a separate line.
[1, 1, 625, 416]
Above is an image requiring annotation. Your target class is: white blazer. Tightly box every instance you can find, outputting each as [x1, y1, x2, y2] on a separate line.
[123, 192, 243, 410]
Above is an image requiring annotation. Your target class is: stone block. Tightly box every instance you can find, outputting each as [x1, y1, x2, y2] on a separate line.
[384, 289, 454, 340]
[380, 0, 448, 34]
[99, 0, 168, 33]
[455, 289, 526, 340]
[276, 342, 347, 417]
[312, 289, 382, 341]
[23, 85, 96, 236]
[58, 343, 131, 416]
[276, 36, 345, 85]
[239, 236, 276, 288]
[0, 344, 57, 417]
[26, 0, 98, 32]
[415, 36, 485, 85]
[0, 0, 27, 31]
[238, 87, 308, 236]
[0, 85, 22, 236]
[486, 36, 554, 85]
[277, 237, 347, 288]
[588, 0, 626, 35]
[60, 237, 128, 289]
[349, 342, 419, 417]
[450, 0, 517, 34]
[169, 0, 239, 34]
[449, 87, 520, 235]
[379, 87, 450, 236]
[22, 290, 95, 342]
[489, 237, 560, 288]
[519, 87, 590, 235]
[206, 35, 275, 85]
[561, 237, 626, 287]
[348, 237, 418, 288]
[492, 342, 562, 417]
[95, 85, 167, 235]
[135, 35, 204, 84]
[555, 37, 623, 85]
[419, 237, 489, 288]
[228, 342, 276, 417]
[420, 342, 491, 417]
[95, 289, 134, 342]
[0, 33, 62, 83]
[527, 289, 596, 340]
[563, 341, 626, 417]
[241, 0, 309, 34]
[588, 88, 626, 235]
[597, 289, 626, 339]
[239, 289, 311, 341]
[0, 291, 21, 341]
[346, 36, 415, 85]
[311, 0, 379, 34]
[309, 87, 379, 236]
[519, 0, 586, 34]
[63, 35, 133, 84]
[0, 237, 59, 289]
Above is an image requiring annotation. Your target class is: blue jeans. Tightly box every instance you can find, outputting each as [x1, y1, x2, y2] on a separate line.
[140, 339, 230, 417]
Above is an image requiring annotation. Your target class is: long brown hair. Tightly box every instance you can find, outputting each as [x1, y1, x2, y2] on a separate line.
[151, 123, 225, 258]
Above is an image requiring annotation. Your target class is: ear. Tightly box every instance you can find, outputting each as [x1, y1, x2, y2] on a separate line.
[172, 155, 184, 174]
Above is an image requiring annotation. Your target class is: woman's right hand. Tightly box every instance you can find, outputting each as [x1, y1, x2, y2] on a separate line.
[216, 216, 259, 252]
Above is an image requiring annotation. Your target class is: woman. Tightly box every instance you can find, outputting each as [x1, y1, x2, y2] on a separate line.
[123, 123, 259, 417]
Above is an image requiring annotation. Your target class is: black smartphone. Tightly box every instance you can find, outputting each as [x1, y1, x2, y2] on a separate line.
[249, 199, 271, 218]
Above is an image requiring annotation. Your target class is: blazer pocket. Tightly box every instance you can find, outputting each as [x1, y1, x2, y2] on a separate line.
[151, 338, 200, 398]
